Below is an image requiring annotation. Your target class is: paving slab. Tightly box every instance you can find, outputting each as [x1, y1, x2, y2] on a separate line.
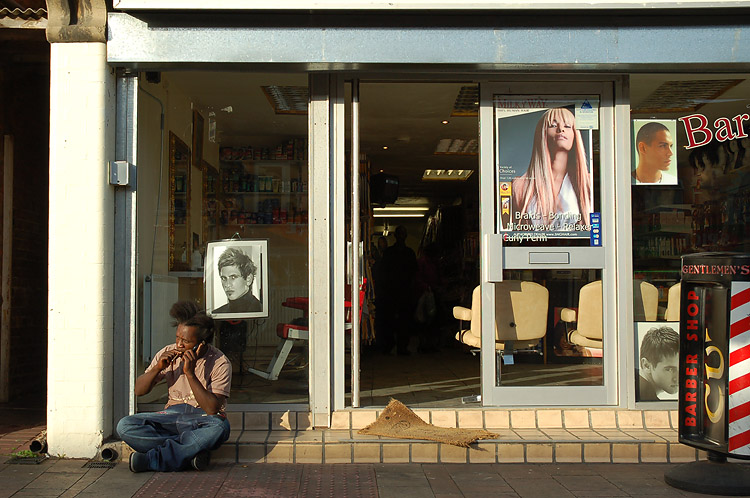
[45, 459, 90, 474]
[7, 490, 63, 498]
[379, 486, 437, 498]
[505, 477, 577, 498]
[23, 472, 85, 490]
[58, 468, 109, 498]
[555, 475, 628, 493]
[4, 458, 750, 497]
[76, 464, 153, 498]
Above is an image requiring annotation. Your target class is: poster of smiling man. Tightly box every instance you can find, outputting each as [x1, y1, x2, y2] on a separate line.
[205, 239, 269, 319]
[496, 96, 597, 239]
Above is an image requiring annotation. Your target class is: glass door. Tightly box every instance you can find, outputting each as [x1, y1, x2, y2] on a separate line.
[478, 81, 617, 406]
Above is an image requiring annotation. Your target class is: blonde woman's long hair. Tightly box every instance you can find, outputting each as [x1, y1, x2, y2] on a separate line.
[511, 107, 592, 225]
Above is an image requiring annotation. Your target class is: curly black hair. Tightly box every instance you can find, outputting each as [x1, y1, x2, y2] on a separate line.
[169, 300, 215, 343]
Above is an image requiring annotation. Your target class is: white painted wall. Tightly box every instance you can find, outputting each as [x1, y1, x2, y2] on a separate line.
[48, 42, 115, 458]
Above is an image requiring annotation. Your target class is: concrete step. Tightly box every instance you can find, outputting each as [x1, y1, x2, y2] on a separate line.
[208, 408, 701, 464]
[118, 408, 702, 464]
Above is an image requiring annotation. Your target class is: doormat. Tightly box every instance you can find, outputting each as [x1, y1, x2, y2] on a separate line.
[358, 399, 498, 447]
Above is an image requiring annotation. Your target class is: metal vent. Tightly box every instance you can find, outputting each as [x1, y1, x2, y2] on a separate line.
[451, 85, 479, 117]
[83, 461, 117, 469]
[261, 86, 308, 115]
[5, 455, 47, 465]
[632, 79, 744, 113]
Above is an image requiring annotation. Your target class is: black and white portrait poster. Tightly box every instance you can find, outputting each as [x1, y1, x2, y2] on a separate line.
[635, 321, 680, 402]
[205, 239, 269, 319]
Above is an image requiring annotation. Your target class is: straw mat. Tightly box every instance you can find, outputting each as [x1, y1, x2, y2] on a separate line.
[358, 399, 498, 447]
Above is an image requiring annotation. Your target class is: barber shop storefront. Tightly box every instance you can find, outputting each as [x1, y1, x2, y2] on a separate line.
[45, 0, 750, 460]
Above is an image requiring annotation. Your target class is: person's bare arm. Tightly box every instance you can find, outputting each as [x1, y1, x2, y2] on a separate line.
[181, 345, 224, 415]
[134, 348, 181, 396]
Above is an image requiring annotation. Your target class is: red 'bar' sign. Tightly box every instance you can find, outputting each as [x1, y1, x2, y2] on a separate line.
[679, 113, 750, 149]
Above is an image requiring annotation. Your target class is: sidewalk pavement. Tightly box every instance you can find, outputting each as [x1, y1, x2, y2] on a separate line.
[0, 458, 741, 497]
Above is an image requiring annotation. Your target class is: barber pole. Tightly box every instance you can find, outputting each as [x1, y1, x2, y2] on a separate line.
[729, 282, 750, 456]
[677, 253, 750, 459]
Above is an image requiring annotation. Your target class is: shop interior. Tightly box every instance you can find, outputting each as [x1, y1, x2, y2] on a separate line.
[135, 71, 750, 409]
[629, 74, 750, 402]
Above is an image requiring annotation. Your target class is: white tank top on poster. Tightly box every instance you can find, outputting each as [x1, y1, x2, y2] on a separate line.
[525, 173, 581, 229]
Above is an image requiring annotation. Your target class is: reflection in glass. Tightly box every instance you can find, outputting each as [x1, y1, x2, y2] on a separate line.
[487, 269, 604, 387]
[137, 72, 309, 407]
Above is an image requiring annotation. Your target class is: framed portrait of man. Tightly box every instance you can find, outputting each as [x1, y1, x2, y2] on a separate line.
[635, 321, 680, 402]
[205, 239, 269, 319]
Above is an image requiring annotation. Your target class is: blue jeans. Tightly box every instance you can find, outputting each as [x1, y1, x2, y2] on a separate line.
[116, 404, 231, 472]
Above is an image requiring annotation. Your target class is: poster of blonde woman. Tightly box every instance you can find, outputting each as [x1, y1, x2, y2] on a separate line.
[496, 97, 597, 239]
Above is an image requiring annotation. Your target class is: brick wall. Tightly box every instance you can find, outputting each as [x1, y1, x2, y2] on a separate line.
[0, 31, 50, 403]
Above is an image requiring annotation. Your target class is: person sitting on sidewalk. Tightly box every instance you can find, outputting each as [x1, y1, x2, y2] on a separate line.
[117, 301, 232, 472]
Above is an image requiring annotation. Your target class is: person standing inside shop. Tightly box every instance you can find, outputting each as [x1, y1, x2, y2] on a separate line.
[215, 247, 262, 313]
[637, 325, 679, 401]
[512, 107, 592, 230]
[372, 235, 390, 349]
[379, 226, 417, 356]
[633, 122, 678, 185]
[117, 301, 231, 472]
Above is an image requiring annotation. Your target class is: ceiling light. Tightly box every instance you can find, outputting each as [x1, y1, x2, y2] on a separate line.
[441, 120, 450, 125]
[373, 207, 429, 211]
[434, 138, 478, 155]
[373, 213, 426, 218]
[383, 146, 389, 150]
[423, 169, 474, 181]
[632, 79, 743, 113]
[261, 86, 308, 115]
[451, 85, 479, 117]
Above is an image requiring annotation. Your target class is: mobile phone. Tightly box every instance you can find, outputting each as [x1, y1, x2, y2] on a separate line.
[192, 340, 206, 353]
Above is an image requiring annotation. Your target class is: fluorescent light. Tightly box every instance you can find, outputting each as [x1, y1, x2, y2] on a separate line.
[423, 169, 474, 181]
[373, 207, 429, 212]
[434, 138, 478, 155]
[373, 213, 426, 218]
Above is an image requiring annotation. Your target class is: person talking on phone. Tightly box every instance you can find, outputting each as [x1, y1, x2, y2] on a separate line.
[116, 301, 232, 472]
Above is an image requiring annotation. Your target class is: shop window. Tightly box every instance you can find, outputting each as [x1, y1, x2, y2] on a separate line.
[630, 74, 750, 402]
[136, 72, 309, 407]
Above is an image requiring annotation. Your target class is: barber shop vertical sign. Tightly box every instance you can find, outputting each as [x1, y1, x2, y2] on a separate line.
[679, 284, 727, 450]
[679, 255, 750, 458]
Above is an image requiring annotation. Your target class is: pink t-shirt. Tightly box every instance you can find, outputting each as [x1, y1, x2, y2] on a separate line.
[146, 343, 232, 412]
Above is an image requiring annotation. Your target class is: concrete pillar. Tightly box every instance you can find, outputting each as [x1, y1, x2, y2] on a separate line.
[48, 42, 115, 458]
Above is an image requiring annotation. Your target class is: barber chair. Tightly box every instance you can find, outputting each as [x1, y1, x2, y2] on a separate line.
[248, 279, 366, 381]
[453, 281, 549, 401]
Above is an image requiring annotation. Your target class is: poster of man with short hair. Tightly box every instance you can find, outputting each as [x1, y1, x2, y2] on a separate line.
[205, 240, 269, 320]
[635, 322, 679, 401]
[632, 119, 679, 185]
